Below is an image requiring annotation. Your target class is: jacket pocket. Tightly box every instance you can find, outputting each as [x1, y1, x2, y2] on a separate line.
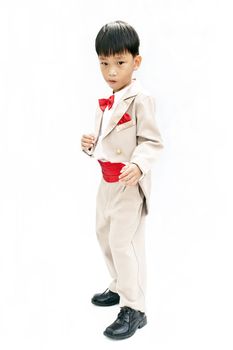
[116, 119, 136, 132]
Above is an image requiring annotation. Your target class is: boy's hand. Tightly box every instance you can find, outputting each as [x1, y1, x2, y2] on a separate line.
[119, 162, 142, 186]
[81, 134, 96, 151]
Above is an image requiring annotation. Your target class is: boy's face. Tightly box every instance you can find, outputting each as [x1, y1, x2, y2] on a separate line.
[98, 51, 142, 93]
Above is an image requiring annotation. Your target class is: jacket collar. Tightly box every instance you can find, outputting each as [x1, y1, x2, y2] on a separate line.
[120, 78, 142, 100]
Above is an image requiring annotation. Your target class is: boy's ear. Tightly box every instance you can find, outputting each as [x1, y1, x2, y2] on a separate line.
[133, 55, 142, 70]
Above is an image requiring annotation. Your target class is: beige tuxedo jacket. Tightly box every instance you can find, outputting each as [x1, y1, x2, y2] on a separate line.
[83, 81, 163, 215]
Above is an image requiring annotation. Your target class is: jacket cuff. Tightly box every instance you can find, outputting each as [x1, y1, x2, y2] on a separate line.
[82, 147, 94, 157]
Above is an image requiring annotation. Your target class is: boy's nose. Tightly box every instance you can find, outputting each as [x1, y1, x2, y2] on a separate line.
[109, 69, 117, 77]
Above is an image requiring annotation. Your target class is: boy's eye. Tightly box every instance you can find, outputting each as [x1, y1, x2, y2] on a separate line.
[100, 62, 108, 66]
[117, 61, 125, 65]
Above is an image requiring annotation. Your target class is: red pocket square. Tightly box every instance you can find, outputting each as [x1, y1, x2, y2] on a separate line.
[117, 113, 132, 125]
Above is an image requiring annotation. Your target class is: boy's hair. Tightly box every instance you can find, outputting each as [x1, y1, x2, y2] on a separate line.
[95, 20, 140, 57]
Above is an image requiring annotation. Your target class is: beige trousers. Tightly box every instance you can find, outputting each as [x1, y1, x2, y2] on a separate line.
[96, 177, 147, 313]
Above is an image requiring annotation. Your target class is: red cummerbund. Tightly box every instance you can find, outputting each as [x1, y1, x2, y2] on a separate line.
[98, 160, 125, 183]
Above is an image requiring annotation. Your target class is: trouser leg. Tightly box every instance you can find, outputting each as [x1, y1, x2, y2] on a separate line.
[96, 179, 118, 292]
[109, 184, 147, 312]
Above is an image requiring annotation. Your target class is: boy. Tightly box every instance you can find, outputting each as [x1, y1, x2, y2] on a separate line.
[81, 20, 163, 340]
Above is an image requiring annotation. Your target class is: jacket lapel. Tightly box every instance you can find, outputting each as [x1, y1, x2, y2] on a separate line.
[94, 107, 103, 137]
[100, 80, 141, 139]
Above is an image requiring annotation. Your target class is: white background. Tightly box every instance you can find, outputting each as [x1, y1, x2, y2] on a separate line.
[0, 0, 233, 349]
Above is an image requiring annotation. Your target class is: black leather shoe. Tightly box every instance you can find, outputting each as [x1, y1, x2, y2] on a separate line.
[91, 288, 120, 306]
[103, 306, 147, 340]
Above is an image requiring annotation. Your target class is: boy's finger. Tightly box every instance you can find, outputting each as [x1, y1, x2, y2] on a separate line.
[120, 167, 126, 173]
[119, 170, 131, 179]
[120, 163, 130, 173]
[82, 139, 94, 144]
[119, 175, 136, 184]
[83, 134, 95, 140]
[82, 143, 92, 148]
[120, 165, 134, 175]
[119, 173, 126, 180]
[82, 138, 95, 144]
[119, 167, 130, 175]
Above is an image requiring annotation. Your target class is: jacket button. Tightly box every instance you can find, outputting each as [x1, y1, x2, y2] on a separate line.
[116, 148, 122, 155]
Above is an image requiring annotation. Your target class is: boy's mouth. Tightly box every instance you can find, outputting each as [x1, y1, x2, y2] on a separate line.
[108, 80, 117, 84]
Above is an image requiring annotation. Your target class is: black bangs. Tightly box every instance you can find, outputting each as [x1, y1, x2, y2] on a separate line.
[95, 21, 140, 57]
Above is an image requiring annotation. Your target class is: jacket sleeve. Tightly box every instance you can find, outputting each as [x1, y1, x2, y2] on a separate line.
[130, 94, 164, 175]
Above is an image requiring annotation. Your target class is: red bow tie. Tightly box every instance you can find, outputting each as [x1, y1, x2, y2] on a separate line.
[98, 95, 114, 111]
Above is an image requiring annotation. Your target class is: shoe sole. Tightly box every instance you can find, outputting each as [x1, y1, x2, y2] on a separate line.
[91, 299, 120, 307]
[103, 316, 147, 340]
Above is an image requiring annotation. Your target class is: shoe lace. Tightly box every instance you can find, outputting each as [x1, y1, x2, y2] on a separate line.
[117, 306, 131, 323]
[100, 288, 109, 295]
